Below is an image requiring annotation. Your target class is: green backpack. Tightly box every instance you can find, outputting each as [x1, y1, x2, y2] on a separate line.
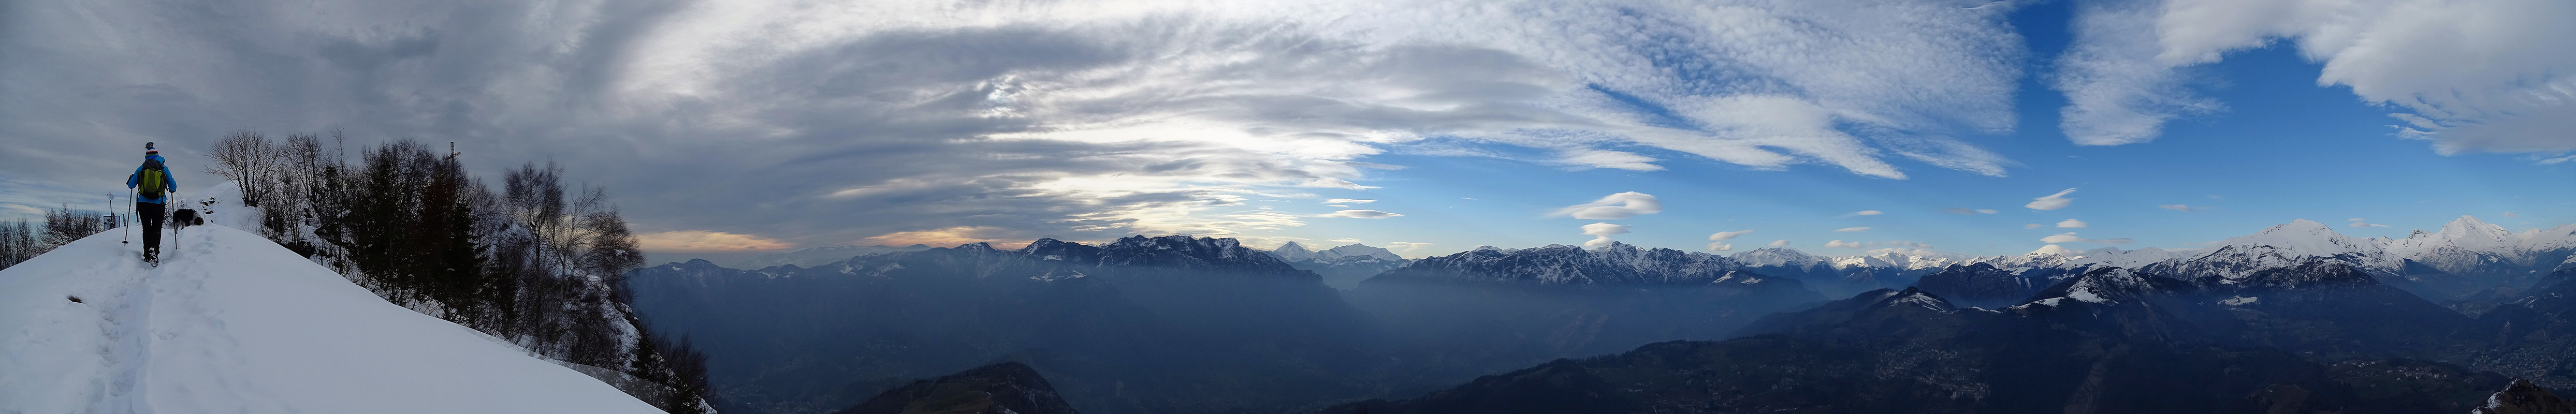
[137, 158, 166, 199]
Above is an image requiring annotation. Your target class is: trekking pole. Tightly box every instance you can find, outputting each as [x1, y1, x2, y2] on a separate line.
[123, 189, 132, 244]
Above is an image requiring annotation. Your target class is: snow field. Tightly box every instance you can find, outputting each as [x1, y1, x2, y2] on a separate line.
[0, 224, 661, 413]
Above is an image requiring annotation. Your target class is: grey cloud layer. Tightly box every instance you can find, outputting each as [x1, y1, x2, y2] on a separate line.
[5, 0, 2036, 248]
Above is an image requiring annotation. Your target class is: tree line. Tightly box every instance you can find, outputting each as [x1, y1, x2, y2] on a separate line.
[201, 131, 711, 412]
[0, 206, 107, 269]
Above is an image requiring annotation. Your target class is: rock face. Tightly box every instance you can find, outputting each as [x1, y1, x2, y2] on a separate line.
[2468, 379, 2575, 414]
[833, 362, 1082, 414]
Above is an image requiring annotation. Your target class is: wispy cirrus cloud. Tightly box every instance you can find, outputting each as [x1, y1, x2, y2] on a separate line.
[2025, 188, 2077, 210]
[1315, 210, 1404, 219]
[2053, 0, 2576, 155]
[1706, 229, 1755, 251]
[2040, 232, 2133, 245]
[1551, 191, 1664, 220]
[0, 0, 2040, 249]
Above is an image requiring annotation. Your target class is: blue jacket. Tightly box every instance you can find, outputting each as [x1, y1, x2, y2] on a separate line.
[127, 154, 178, 204]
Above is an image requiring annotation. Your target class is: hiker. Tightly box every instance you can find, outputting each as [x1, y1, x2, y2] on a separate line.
[127, 142, 178, 263]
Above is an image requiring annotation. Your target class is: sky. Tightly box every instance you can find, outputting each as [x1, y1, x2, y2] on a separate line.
[3, 0, 2572, 262]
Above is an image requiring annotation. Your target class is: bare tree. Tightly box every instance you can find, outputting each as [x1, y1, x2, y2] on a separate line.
[204, 131, 283, 208]
[0, 219, 35, 269]
[40, 205, 104, 249]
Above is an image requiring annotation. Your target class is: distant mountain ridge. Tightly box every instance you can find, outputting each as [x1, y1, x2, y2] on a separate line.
[1267, 242, 1410, 290]
[1743, 216, 2576, 302]
[629, 234, 1379, 414]
[1329, 258, 2554, 413]
[1381, 242, 1777, 286]
[733, 244, 933, 269]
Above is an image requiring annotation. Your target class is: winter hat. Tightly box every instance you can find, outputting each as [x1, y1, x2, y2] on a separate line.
[145, 142, 157, 155]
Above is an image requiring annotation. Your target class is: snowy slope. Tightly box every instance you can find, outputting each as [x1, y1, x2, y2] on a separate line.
[0, 225, 661, 413]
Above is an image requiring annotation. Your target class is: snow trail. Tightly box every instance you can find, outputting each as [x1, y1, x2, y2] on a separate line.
[2, 225, 661, 413]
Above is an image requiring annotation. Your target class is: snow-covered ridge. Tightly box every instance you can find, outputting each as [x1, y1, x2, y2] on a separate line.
[1389, 242, 1779, 286]
[0, 225, 659, 412]
[1708, 216, 2575, 284]
[1269, 242, 1406, 262]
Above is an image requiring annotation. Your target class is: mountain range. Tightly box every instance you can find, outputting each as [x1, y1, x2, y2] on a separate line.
[1267, 242, 1409, 290]
[627, 215, 2576, 414]
[1327, 261, 2576, 413]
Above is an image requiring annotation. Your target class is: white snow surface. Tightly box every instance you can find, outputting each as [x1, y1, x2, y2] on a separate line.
[0, 225, 660, 413]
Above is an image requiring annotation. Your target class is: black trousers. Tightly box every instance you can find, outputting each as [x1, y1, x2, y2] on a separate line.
[138, 201, 164, 252]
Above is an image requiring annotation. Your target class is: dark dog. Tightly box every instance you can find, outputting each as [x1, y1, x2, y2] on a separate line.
[172, 209, 201, 228]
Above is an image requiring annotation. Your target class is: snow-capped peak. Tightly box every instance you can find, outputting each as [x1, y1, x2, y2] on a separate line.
[2429, 215, 2515, 250]
[1728, 247, 1828, 268]
[1318, 243, 1403, 261]
[1270, 242, 1317, 261]
[2028, 244, 2079, 257]
[2221, 219, 2386, 259]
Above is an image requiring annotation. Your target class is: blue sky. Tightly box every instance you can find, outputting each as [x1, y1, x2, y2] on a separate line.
[2, 0, 2570, 261]
[1216, 0, 2574, 256]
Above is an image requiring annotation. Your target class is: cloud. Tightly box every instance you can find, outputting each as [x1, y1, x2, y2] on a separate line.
[2053, 0, 2576, 155]
[1325, 199, 1376, 204]
[862, 226, 1031, 249]
[1853, 210, 1884, 216]
[1946, 208, 2000, 214]
[637, 230, 795, 253]
[2347, 218, 2391, 228]
[1315, 209, 1403, 218]
[1385, 242, 1433, 253]
[1878, 241, 1934, 249]
[1767, 240, 1792, 247]
[2023, 223, 2044, 229]
[1551, 191, 1662, 219]
[0, 0, 2048, 233]
[1298, 178, 1381, 190]
[2159, 204, 2208, 212]
[1704, 229, 1755, 252]
[1580, 222, 1630, 248]
[1824, 240, 1865, 248]
[1978, 209, 1999, 214]
[2056, 218, 2088, 228]
[2039, 231, 2133, 245]
[2504, 212, 2521, 217]
[1835, 227, 1872, 232]
[2025, 188, 2077, 210]
[1866, 247, 1945, 256]
[1330, 238, 1364, 243]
